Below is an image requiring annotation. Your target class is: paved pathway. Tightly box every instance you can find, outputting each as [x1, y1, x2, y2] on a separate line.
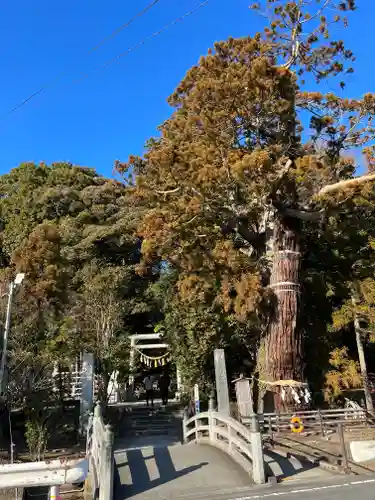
[114, 442, 252, 500]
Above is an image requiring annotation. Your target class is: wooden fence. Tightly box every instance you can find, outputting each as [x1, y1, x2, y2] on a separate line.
[243, 408, 373, 436]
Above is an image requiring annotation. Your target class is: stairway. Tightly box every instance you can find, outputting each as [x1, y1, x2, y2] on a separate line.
[115, 403, 183, 450]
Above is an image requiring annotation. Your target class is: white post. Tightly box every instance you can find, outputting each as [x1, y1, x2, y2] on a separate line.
[99, 424, 114, 500]
[50, 485, 61, 500]
[113, 371, 120, 404]
[128, 337, 136, 390]
[80, 352, 94, 436]
[176, 366, 182, 400]
[194, 384, 200, 413]
[250, 414, 266, 485]
[0, 275, 25, 397]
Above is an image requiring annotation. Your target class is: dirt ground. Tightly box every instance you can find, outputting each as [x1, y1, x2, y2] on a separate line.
[270, 426, 375, 472]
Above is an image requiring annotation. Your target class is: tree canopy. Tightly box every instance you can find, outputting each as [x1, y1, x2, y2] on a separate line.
[2, 0, 375, 420]
[116, 0, 375, 409]
[0, 162, 157, 409]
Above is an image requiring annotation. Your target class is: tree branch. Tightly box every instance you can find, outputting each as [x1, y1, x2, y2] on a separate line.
[155, 187, 181, 195]
[318, 173, 375, 196]
[223, 218, 265, 250]
[282, 207, 324, 222]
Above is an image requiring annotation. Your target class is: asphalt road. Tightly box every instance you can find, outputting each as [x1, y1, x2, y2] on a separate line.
[220, 475, 375, 500]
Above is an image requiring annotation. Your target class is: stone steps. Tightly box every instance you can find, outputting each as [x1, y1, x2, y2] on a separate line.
[120, 404, 183, 442]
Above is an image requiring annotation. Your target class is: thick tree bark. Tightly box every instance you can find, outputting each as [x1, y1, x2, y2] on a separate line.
[265, 215, 304, 411]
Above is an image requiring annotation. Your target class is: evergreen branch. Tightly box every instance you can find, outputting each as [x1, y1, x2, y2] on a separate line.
[318, 173, 375, 196]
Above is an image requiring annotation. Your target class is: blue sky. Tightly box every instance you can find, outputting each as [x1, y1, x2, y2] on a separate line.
[0, 0, 373, 178]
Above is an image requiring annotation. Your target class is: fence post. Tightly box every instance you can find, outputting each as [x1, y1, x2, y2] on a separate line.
[318, 410, 324, 437]
[268, 415, 273, 445]
[250, 414, 266, 485]
[337, 423, 350, 474]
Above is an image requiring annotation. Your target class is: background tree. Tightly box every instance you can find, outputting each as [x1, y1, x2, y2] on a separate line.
[0, 162, 155, 435]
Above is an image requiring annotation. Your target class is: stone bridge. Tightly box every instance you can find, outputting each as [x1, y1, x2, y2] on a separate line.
[111, 402, 336, 500]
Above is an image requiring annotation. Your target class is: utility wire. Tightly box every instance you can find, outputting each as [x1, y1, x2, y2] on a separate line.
[73, 0, 209, 85]
[1, 0, 164, 119]
[89, 0, 162, 53]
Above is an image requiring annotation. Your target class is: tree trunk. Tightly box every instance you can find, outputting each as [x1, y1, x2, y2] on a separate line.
[352, 293, 374, 414]
[265, 215, 304, 411]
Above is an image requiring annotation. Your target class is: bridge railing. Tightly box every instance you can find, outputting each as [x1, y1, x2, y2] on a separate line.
[183, 411, 265, 484]
[86, 403, 114, 500]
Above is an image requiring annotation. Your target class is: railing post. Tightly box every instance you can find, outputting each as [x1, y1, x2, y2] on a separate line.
[208, 412, 214, 442]
[183, 408, 189, 444]
[86, 412, 94, 454]
[208, 393, 216, 411]
[195, 417, 199, 442]
[99, 424, 114, 500]
[228, 423, 232, 453]
[250, 413, 266, 485]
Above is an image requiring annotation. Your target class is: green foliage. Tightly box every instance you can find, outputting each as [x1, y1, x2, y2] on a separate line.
[116, 0, 375, 397]
[2, 1, 375, 412]
[0, 162, 155, 409]
[324, 347, 362, 402]
[25, 418, 50, 462]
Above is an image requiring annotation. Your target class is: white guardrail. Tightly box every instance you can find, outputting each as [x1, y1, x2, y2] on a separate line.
[0, 458, 88, 488]
[0, 403, 114, 500]
[183, 411, 266, 484]
[86, 403, 114, 500]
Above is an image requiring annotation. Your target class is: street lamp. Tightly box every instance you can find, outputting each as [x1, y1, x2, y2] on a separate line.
[0, 273, 25, 396]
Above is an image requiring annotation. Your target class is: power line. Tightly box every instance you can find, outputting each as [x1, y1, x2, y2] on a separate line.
[1, 0, 164, 119]
[73, 1, 209, 85]
[89, 0, 162, 53]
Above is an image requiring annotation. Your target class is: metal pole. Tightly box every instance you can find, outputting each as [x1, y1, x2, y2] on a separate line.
[0, 282, 15, 396]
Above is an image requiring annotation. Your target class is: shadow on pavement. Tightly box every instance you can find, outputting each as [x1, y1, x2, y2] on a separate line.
[115, 445, 208, 499]
[264, 448, 319, 480]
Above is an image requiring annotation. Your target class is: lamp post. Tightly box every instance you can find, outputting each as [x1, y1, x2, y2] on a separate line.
[0, 273, 25, 397]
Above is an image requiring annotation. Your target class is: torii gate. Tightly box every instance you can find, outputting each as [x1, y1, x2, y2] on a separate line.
[129, 333, 182, 398]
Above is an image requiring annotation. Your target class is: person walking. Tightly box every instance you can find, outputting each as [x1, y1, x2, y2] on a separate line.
[143, 374, 154, 407]
[159, 372, 170, 406]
